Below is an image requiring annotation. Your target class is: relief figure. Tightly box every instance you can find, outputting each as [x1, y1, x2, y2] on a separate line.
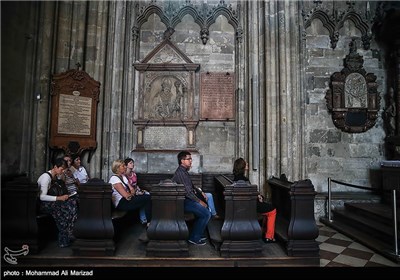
[151, 77, 183, 119]
[345, 73, 367, 108]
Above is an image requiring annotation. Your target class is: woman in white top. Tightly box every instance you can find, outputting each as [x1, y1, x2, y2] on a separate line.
[71, 154, 89, 184]
[37, 158, 78, 248]
[109, 159, 152, 225]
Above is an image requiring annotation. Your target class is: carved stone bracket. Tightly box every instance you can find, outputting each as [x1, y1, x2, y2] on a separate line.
[326, 39, 380, 133]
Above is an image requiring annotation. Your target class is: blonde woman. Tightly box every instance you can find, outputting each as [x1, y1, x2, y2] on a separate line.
[108, 159, 152, 225]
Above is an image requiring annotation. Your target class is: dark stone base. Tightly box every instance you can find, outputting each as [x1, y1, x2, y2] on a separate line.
[287, 239, 320, 257]
[146, 240, 189, 257]
[220, 240, 262, 258]
[72, 239, 115, 256]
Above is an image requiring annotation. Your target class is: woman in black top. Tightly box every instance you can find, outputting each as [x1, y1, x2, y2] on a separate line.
[233, 157, 277, 243]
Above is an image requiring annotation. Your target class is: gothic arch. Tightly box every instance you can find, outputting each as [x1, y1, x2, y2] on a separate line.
[303, 2, 372, 50]
[134, 1, 241, 45]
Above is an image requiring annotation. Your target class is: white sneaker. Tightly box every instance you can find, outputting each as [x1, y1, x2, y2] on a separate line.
[188, 239, 206, 246]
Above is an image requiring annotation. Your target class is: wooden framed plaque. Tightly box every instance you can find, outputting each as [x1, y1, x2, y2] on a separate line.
[49, 67, 100, 156]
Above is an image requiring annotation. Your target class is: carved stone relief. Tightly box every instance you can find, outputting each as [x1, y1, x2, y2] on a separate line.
[326, 39, 380, 133]
[133, 39, 200, 150]
[144, 72, 188, 120]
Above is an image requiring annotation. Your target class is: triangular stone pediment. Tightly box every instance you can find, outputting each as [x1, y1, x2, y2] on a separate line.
[142, 39, 193, 64]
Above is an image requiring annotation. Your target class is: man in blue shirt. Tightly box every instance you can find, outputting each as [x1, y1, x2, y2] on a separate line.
[172, 151, 211, 245]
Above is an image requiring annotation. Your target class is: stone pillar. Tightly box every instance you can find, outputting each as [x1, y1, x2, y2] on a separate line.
[263, 1, 304, 180]
[146, 179, 189, 257]
[220, 180, 262, 257]
[72, 178, 115, 256]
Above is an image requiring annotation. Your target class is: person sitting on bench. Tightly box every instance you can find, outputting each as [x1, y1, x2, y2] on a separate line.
[233, 157, 277, 243]
[108, 159, 152, 227]
[172, 151, 212, 246]
[124, 157, 150, 225]
[37, 157, 78, 248]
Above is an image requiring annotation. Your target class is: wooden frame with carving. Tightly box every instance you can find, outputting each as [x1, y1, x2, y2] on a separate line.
[49, 67, 100, 159]
[326, 39, 380, 133]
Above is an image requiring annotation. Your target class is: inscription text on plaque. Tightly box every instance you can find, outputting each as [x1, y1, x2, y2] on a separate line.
[58, 94, 92, 135]
[200, 72, 235, 120]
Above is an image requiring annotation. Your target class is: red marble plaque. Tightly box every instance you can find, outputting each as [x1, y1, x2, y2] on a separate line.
[200, 72, 235, 120]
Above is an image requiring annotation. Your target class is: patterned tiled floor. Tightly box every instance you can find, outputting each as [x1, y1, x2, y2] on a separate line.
[317, 222, 400, 267]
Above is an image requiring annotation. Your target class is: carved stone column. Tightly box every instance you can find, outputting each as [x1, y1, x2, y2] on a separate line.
[146, 179, 189, 257]
[220, 180, 262, 257]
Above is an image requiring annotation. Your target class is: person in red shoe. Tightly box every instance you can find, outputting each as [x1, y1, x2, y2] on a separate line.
[232, 157, 277, 243]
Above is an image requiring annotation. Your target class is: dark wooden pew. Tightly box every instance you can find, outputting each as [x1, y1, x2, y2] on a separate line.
[267, 175, 320, 257]
[213, 175, 263, 257]
[1, 175, 44, 254]
[146, 179, 189, 257]
[72, 178, 116, 256]
[137, 173, 204, 221]
[137, 173, 202, 192]
[72, 175, 202, 257]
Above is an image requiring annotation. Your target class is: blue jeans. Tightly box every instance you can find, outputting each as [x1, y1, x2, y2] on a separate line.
[117, 194, 152, 222]
[184, 198, 211, 243]
[205, 192, 217, 216]
[139, 192, 150, 223]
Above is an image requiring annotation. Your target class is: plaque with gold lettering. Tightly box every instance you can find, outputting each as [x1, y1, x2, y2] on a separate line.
[49, 67, 100, 156]
[200, 72, 235, 120]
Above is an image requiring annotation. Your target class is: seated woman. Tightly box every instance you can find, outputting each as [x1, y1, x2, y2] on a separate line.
[71, 154, 89, 184]
[232, 157, 277, 243]
[37, 157, 78, 248]
[124, 157, 150, 225]
[109, 159, 152, 227]
[61, 154, 79, 198]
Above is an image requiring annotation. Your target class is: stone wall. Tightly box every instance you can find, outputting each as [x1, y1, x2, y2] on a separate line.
[303, 1, 386, 193]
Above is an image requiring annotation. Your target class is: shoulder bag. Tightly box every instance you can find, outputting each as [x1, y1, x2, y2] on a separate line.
[45, 172, 69, 196]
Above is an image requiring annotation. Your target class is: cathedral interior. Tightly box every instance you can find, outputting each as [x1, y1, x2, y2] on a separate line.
[1, 0, 400, 269]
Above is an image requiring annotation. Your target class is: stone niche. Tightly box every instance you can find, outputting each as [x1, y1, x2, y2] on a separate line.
[133, 39, 200, 150]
